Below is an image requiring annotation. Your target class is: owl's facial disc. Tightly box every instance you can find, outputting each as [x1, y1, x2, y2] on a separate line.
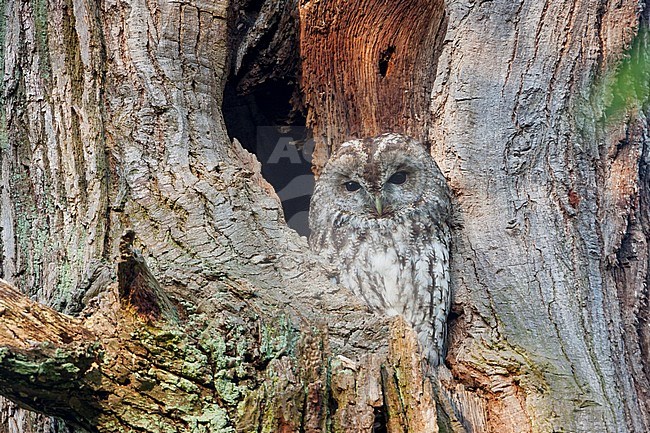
[337, 170, 413, 219]
[316, 134, 439, 222]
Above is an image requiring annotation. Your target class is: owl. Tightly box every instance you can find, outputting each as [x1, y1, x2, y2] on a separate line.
[309, 133, 451, 366]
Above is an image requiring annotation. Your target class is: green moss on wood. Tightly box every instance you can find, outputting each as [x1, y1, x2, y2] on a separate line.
[259, 314, 297, 360]
[187, 403, 234, 433]
[0, 0, 5, 99]
[605, 25, 650, 118]
[31, 0, 51, 80]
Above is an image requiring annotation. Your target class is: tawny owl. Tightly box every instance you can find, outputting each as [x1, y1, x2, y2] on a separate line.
[309, 133, 451, 366]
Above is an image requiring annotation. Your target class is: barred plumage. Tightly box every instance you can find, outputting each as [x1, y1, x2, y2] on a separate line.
[309, 133, 451, 366]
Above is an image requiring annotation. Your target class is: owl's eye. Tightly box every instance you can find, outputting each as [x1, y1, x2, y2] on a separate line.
[344, 181, 361, 192]
[387, 171, 407, 185]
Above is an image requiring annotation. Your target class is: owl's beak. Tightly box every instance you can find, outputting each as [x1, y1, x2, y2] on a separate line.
[374, 196, 383, 216]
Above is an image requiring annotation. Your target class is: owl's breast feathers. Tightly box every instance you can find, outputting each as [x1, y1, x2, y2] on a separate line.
[312, 211, 450, 366]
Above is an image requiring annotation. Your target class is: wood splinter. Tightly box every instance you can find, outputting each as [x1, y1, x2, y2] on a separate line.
[117, 230, 178, 322]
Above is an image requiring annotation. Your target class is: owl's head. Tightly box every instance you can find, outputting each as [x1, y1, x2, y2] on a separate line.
[310, 133, 450, 225]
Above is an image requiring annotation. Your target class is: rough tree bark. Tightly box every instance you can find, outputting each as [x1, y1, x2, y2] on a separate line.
[0, 0, 648, 433]
[427, 2, 650, 432]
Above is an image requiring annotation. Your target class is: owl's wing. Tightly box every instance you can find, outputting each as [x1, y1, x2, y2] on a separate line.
[410, 223, 451, 367]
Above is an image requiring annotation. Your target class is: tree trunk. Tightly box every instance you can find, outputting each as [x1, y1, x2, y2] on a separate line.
[0, 0, 649, 432]
[426, 2, 650, 432]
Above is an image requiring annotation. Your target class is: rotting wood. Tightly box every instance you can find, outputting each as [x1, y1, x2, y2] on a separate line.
[299, 0, 447, 173]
